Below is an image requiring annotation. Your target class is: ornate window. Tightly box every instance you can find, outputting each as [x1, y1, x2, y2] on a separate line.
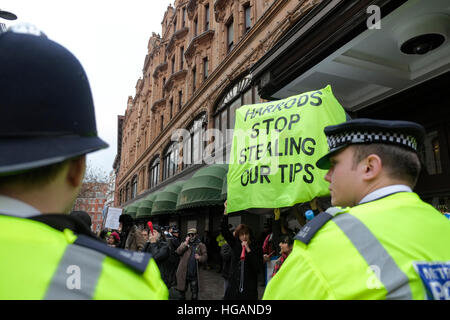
[180, 46, 184, 70]
[205, 3, 210, 31]
[227, 18, 234, 52]
[192, 66, 197, 92]
[148, 157, 160, 189]
[131, 176, 138, 199]
[163, 141, 179, 180]
[194, 16, 198, 37]
[178, 90, 183, 111]
[244, 4, 251, 33]
[183, 113, 207, 168]
[214, 75, 260, 159]
[203, 57, 209, 80]
[125, 182, 130, 202]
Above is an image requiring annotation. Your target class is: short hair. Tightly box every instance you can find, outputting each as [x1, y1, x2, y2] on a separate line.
[280, 234, 294, 246]
[351, 144, 421, 187]
[0, 160, 68, 190]
[234, 224, 253, 239]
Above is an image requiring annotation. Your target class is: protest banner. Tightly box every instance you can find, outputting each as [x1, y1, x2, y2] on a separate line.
[226, 85, 346, 213]
[104, 207, 122, 230]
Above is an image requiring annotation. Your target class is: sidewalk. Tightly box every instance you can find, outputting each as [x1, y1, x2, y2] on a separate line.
[186, 268, 266, 300]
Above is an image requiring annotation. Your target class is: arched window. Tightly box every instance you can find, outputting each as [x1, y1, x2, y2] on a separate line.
[163, 142, 179, 180]
[183, 113, 207, 168]
[214, 75, 260, 159]
[148, 157, 160, 189]
[131, 176, 138, 199]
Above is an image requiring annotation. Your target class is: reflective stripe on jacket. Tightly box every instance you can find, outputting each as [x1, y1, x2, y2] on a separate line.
[0, 215, 168, 299]
[263, 192, 450, 300]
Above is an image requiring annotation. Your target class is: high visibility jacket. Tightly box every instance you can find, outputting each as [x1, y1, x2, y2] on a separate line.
[216, 234, 226, 247]
[263, 192, 450, 300]
[0, 215, 169, 299]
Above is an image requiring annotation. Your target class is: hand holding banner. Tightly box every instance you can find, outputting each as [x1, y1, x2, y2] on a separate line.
[226, 85, 346, 213]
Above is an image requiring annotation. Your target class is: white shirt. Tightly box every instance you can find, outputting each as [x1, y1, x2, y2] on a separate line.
[359, 184, 412, 205]
[0, 195, 41, 218]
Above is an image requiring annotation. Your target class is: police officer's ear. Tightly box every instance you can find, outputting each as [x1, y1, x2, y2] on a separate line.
[66, 155, 86, 188]
[361, 154, 382, 181]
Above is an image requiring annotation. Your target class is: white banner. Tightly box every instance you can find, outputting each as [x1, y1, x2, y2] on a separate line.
[104, 207, 122, 230]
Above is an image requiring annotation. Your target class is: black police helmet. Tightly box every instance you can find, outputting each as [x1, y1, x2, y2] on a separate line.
[0, 26, 108, 175]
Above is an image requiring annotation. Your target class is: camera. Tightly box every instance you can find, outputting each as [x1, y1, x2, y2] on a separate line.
[395, 14, 449, 55]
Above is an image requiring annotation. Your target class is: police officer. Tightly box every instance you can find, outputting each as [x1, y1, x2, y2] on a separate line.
[0, 26, 168, 299]
[263, 118, 450, 300]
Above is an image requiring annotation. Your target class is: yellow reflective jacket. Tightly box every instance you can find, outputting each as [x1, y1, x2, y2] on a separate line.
[263, 192, 450, 300]
[0, 215, 168, 299]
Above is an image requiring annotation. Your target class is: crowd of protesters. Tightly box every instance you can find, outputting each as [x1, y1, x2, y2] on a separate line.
[87, 196, 450, 301]
[89, 198, 324, 300]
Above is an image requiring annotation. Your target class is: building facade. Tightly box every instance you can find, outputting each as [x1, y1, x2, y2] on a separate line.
[73, 182, 108, 233]
[114, 0, 319, 207]
[114, 0, 450, 238]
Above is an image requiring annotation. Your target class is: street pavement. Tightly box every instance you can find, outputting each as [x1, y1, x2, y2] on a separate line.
[182, 267, 266, 300]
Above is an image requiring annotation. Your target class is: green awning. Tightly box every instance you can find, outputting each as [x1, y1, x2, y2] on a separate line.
[136, 192, 159, 218]
[151, 181, 185, 215]
[125, 203, 139, 219]
[177, 164, 228, 210]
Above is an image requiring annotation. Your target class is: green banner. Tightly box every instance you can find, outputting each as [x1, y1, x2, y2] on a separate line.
[227, 85, 346, 213]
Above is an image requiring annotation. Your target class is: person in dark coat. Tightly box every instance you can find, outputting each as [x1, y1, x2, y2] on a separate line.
[118, 214, 133, 249]
[175, 228, 207, 300]
[143, 225, 171, 285]
[165, 226, 181, 289]
[69, 210, 92, 230]
[220, 237, 232, 299]
[221, 202, 262, 300]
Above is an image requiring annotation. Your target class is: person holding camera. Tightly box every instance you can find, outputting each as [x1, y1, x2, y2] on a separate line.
[175, 228, 207, 300]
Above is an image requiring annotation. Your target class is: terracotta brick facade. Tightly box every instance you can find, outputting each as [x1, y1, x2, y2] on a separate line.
[114, 0, 321, 207]
[73, 182, 108, 233]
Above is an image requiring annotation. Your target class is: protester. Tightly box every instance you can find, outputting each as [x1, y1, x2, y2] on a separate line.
[107, 231, 121, 248]
[142, 228, 149, 243]
[437, 204, 450, 219]
[143, 225, 171, 285]
[263, 118, 450, 300]
[175, 228, 207, 300]
[98, 229, 109, 243]
[222, 202, 262, 300]
[69, 210, 92, 231]
[125, 221, 146, 251]
[271, 234, 294, 278]
[216, 230, 227, 274]
[165, 226, 181, 289]
[219, 226, 233, 299]
[0, 27, 167, 299]
[118, 214, 133, 249]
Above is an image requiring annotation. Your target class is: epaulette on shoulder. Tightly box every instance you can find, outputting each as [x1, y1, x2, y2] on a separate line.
[294, 207, 345, 245]
[74, 234, 152, 274]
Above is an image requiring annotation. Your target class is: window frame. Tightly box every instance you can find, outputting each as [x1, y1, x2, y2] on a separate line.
[244, 4, 251, 33]
[227, 17, 234, 53]
[183, 113, 207, 169]
[213, 77, 257, 160]
[131, 176, 138, 199]
[205, 3, 210, 31]
[163, 142, 179, 181]
[203, 57, 209, 80]
[148, 157, 160, 189]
